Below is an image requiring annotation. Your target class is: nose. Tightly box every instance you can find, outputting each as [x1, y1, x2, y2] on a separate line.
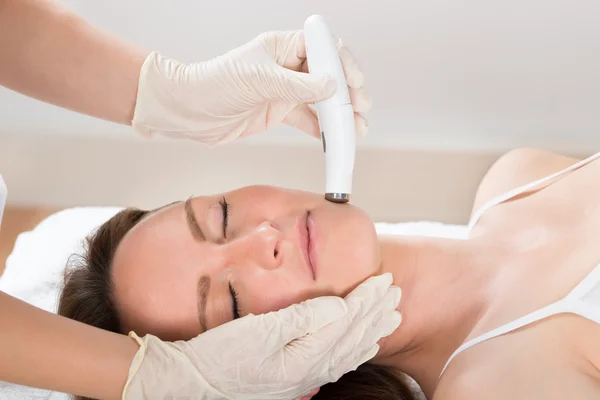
[227, 221, 282, 270]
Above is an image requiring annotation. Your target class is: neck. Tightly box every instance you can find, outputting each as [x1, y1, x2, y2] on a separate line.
[372, 234, 498, 397]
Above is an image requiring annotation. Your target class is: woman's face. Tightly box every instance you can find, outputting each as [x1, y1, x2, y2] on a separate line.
[111, 185, 381, 340]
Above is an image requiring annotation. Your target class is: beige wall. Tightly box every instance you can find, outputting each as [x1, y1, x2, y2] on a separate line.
[1, 133, 508, 225]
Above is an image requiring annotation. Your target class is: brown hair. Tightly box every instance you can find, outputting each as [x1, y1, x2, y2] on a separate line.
[58, 208, 415, 400]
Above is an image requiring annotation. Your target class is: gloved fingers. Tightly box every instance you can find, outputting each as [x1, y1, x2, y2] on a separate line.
[299, 35, 364, 88]
[297, 33, 366, 99]
[284, 94, 368, 139]
[295, 387, 320, 400]
[354, 112, 368, 138]
[338, 311, 402, 377]
[279, 296, 399, 390]
[330, 310, 402, 380]
[358, 288, 402, 345]
[356, 344, 380, 367]
[335, 39, 365, 89]
[259, 30, 307, 71]
[343, 273, 395, 320]
[363, 310, 403, 355]
[263, 296, 349, 353]
[296, 282, 399, 381]
[332, 343, 382, 381]
[288, 30, 308, 70]
[343, 284, 401, 349]
[278, 309, 353, 376]
[233, 31, 337, 104]
[268, 68, 336, 104]
[329, 287, 402, 371]
[349, 87, 372, 115]
[283, 104, 320, 139]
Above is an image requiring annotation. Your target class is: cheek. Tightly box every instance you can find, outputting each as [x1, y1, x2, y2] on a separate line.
[240, 274, 320, 316]
[316, 206, 380, 296]
[116, 273, 201, 341]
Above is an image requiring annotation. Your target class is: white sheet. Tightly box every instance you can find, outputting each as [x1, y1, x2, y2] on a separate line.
[0, 207, 468, 399]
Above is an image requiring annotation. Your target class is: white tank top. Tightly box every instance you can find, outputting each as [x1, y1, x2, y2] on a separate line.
[440, 151, 600, 377]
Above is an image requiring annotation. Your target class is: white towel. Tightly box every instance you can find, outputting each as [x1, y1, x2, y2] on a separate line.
[0, 207, 467, 399]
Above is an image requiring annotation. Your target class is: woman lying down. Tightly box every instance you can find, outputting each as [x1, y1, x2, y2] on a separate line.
[59, 148, 600, 400]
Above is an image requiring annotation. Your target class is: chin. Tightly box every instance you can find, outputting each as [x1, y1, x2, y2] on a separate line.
[313, 202, 381, 296]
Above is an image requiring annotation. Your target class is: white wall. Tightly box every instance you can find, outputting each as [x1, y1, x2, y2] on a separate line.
[1, 0, 598, 222]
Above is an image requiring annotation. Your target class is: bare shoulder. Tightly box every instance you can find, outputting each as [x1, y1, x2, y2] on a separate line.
[433, 363, 524, 400]
[471, 148, 580, 216]
[433, 370, 497, 400]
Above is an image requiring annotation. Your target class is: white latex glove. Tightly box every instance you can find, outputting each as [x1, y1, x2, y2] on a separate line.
[122, 273, 402, 400]
[131, 30, 371, 145]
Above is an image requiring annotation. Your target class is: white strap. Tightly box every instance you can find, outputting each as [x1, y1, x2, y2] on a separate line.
[439, 299, 569, 377]
[440, 264, 600, 378]
[565, 264, 600, 301]
[572, 300, 600, 323]
[468, 152, 600, 231]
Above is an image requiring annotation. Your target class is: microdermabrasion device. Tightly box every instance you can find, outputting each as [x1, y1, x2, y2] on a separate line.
[304, 15, 356, 203]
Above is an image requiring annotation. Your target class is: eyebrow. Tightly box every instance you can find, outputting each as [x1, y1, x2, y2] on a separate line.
[184, 197, 205, 241]
[197, 275, 210, 332]
[184, 198, 210, 331]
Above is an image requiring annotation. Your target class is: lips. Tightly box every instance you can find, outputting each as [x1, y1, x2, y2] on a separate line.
[307, 212, 318, 279]
[297, 211, 316, 280]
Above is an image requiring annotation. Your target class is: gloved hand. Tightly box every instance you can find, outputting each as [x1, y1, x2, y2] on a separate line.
[131, 30, 371, 145]
[122, 273, 402, 400]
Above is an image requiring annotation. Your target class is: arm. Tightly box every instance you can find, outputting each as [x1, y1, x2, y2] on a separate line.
[0, 291, 138, 399]
[0, 4, 370, 144]
[0, 0, 148, 124]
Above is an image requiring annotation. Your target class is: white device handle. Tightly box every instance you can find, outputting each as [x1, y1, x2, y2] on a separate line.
[304, 15, 356, 203]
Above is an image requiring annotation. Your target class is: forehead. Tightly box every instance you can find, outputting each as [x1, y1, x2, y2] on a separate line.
[116, 193, 220, 249]
[110, 200, 207, 337]
[118, 201, 190, 255]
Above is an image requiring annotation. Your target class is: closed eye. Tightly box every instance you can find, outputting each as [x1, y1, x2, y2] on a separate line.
[229, 282, 241, 319]
[219, 196, 229, 238]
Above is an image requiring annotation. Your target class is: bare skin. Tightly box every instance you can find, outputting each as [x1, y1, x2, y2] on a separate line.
[0, 291, 138, 399]
[372, 148, 600, 399]
[0, 0, 147, 124]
